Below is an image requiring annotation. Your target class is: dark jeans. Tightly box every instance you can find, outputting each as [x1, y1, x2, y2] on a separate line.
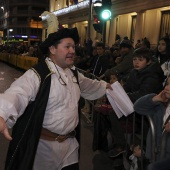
[61, 163, 79, 170]
[147, 157, 170, 170]
[108, 111, 126, 149]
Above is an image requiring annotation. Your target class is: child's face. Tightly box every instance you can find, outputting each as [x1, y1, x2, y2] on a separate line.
[133, 145, 141, 157]
[133, 57, 151, 70]
[164, 77, 170, 99]
[110, 75, 118, 84]
[158, 40, 166, 54]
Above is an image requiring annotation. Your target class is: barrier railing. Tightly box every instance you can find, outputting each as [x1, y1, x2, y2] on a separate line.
[76, 68, 100, 125]
[0, 52, 38, 71]
[77, 67, 168, 168]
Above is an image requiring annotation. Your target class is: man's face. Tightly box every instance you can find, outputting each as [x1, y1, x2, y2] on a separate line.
[49, 38, 75, 69]
[120, 47, 130, 56]
[164, 77, 170, 99]
[96, 46, 104, 56]
[133, 57, 150, 70]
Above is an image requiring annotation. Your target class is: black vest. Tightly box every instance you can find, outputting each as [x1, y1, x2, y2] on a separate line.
[5, 61, 52, 170]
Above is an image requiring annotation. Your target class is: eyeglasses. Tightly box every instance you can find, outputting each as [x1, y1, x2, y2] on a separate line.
[54, 63, 78, 86]
[54, 64, 67, 86]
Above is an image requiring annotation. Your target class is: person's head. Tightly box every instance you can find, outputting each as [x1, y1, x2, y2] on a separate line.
[110, 74, 118, 84]
[157, 37, 170, 55]
[132, 47, 152, 70]
[119, 39, 132, 56]
[96, 42, 105, 56]
[39, 27, 79, 69]
[141, 39, 150, 49]
[112, 48, 120, 58]
[109, 71, 122, 84]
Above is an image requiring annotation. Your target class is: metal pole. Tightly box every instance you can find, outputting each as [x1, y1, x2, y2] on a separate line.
[102, 21, 106, 46]
[87, 0, 92, 39]
[7, 29, 9, 45]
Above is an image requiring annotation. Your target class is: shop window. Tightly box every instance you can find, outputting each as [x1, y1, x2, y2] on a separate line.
[160, 11, 170, 38]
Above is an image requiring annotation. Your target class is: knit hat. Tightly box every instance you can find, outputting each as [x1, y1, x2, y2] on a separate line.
[39, 27, 79, 54]
[120, 39, 132, 49]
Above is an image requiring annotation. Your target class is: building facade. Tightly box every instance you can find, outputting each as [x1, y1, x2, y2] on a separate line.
[0, 0, 49, 45]
[44, 0, 170, 49]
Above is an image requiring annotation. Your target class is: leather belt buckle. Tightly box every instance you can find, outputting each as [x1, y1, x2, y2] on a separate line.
[55, 130, 76, 143]
[55, 135, 66, 143]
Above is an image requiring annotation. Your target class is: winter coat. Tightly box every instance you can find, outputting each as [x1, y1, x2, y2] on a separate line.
[90, 54, 110, 77]
[123, 62, 165, 103]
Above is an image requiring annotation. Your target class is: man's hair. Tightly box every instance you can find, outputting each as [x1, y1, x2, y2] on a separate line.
[96, 42, 105, 49]
[133, 47, 152, 62]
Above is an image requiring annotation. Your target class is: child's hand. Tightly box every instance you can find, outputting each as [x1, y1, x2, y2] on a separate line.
[152, 91, 169, 103]
[164, 122, 170, 133]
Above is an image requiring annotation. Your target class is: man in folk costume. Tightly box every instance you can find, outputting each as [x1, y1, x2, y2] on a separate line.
[0, 27, 112, 170]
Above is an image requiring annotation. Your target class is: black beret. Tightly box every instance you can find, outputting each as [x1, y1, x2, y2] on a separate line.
[39, 27, 79, 54]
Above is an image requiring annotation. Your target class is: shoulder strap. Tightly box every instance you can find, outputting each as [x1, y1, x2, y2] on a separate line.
[70, 68, 80, 87]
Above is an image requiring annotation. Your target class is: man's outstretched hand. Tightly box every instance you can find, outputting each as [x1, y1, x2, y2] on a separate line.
[0, 117, 12, 141]
[106, 83, 113, 90]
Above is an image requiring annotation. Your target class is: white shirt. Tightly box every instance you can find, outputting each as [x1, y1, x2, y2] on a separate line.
[0, 58, 107, 169]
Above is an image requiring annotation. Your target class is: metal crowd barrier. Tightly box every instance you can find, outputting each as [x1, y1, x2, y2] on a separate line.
[77, 67, 168, 169]
[146, 115, 169, 163]
[0, 52, 38, 70]
[76, 68, 100, 125]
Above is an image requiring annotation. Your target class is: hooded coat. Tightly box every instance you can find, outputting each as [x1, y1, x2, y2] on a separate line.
[123, 62, 165, 103]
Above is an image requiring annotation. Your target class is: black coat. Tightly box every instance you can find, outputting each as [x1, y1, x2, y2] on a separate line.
[90, 54, 110, 77]
[123, 62, 165, 103]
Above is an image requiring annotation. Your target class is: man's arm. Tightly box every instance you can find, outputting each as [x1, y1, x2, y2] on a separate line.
[103, 53, 133, 78]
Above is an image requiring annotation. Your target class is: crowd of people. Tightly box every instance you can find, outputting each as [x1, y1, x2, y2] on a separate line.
[74, 34, 170, 170]
[0, 42, 40, 57]
[0, 28, 170, 170]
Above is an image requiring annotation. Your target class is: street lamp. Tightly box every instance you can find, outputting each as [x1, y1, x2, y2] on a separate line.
[7, 29, 13, 45]
[93, 0, 102, 7]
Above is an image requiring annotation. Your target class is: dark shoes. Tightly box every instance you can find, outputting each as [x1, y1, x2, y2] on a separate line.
[108, 147, 126, 158]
